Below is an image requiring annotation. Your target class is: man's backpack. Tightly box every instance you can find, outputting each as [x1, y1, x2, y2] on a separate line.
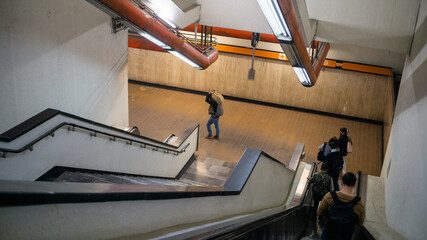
[325, 191, 361, 239]
[216, 104, 224, 117]
[212, 91, 224, 104]
[317, 142, 326, 162]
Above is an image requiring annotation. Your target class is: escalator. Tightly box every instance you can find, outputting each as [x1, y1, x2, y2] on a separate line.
[184, 171, 371, 240]
[0, 109, 375, 239]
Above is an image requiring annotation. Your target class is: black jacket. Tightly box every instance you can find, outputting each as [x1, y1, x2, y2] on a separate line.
[325, 151, 344, 175]
[338, 135, 349, 156]
[205, 93, 218, 117]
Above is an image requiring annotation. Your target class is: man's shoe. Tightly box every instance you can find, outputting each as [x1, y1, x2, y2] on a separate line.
[205, 135, 212, 139]
[213, 135, 219, 139]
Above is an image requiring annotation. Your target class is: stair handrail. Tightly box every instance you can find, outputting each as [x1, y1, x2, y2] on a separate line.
[0, 122, 190, 158]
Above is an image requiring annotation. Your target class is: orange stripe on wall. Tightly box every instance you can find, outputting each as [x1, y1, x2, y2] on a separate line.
[342, 62, 392, 76]
[216, 45, 391, 76]
[323, 59, 336, 68]
[216, 45, 287, 61]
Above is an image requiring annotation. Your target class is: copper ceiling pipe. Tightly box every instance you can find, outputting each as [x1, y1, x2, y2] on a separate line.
[313, 43, 330, 77]
[95, 0, 218, 69]
[277, 0, 330, 86]
[128, 35, 167, 52]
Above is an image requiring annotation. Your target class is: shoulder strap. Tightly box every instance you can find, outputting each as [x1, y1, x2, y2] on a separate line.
[330, 191, 341, 204]
[348, 196, 361, 207]
[322, 142, 327, 151]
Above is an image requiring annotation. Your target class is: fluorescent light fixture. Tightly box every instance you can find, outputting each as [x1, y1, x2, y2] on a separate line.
[257, 0, 292, 42]
[168, 50, 203, 70]
[139, 31, 171, 50]
[293, 66, 311, 85]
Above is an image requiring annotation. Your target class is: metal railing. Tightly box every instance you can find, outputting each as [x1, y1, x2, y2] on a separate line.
[131, 0, 217, 53]
[0, 122, 190, 158]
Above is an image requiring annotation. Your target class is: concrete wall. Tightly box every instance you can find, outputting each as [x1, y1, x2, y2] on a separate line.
[0, 0, 129, 134]
[381, 1, 427, 239]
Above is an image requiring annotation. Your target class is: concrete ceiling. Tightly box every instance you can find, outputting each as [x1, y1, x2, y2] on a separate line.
[192, 0, 420, 74]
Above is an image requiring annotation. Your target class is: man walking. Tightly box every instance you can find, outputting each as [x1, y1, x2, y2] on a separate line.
[317, 172, 365, 240]
[205, 92, 222, 139]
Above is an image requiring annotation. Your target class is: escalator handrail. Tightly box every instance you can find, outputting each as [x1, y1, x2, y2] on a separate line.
[356, 170, 362, 197]
[355, 171, 376, 239]
[187, 162, 317, 239]
[299, 162, 318, 205]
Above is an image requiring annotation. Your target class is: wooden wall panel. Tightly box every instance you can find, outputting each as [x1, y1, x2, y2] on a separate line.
[129, 48, 391, 121]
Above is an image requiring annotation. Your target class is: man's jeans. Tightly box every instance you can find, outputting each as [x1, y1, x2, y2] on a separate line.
[207, 117, 219, 136]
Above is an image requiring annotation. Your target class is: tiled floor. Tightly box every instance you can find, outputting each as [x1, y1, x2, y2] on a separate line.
[128, 83, 383, 176]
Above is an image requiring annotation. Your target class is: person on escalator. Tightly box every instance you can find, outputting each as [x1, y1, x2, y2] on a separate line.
[317, 172, 365, 240]
[308, 162, 332, 220]
[338, 128, 351, 174]
[325, 139, 343, 191]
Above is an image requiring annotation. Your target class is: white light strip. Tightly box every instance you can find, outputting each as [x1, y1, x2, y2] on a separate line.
[293, 67, 311, 85]
[257, 0, 292, 42]
[168, 50, 203, 70]
[139, 31, 171, 50]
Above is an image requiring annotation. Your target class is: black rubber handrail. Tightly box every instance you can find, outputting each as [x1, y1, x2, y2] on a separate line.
[126, 126, 140, 135]
[0, 109, 197, 148]
[0, 122, 191, 157]
[356, 170, 362, 197]
[189, 162, 316, 239]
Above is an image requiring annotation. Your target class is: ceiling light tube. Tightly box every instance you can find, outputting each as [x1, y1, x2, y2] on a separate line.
[257, 0, 292, 42]
[293, 66, 311, 86]
[168, 50, 203, 70]
[119, 20, 171, 50]
[139, 31, 171, 50]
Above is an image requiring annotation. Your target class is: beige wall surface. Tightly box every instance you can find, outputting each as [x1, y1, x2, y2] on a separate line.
[129, 48, 390, 122]
[381, 1, 427, 238]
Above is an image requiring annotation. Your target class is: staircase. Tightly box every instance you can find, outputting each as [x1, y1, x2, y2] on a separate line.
[46, 156, 236, 187]
[53, 171, 209, 186]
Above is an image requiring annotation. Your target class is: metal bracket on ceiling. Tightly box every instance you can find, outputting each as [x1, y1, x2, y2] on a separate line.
[111, 17, 127, 33]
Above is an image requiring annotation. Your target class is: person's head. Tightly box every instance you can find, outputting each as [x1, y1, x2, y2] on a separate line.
[320, 162, 329, 172]
[329, 136, 338, 142]
[340, 128, 348, 136]
[329, 138, 338, 149]
[342, 172, 357, 187]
